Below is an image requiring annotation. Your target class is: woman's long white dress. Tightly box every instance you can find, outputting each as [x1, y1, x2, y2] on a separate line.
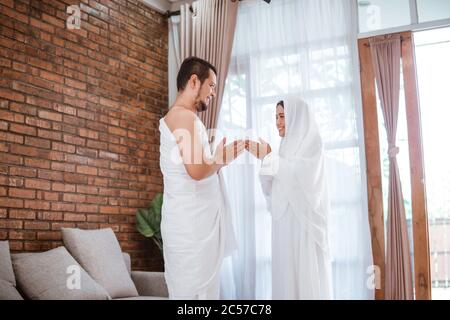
[259, 97, 332, 300]
[159, 116, 236, 299]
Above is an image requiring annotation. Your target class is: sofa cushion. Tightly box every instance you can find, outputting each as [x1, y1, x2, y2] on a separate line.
[61, 228, 138, 299]
[114, 296, 169, 300]
[12, 246, 110, 300]
[123, 252, 131, 275]
[0, 241, 16, 286]
[0, 279, 23, 300]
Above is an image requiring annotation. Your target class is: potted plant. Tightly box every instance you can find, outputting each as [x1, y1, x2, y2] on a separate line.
[136, 193, 163, 252]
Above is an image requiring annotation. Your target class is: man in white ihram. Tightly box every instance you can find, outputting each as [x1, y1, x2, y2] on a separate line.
[159, 57, 244, 299]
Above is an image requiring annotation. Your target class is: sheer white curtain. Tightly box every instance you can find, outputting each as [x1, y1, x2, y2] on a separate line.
[217, 0, 374, 300]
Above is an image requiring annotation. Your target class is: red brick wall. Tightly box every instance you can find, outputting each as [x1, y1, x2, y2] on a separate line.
[0, 0, 168, 271]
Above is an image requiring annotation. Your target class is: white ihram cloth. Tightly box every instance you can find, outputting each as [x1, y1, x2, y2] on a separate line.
[159, 116, 237, 299]
[259, 97, 332, 300]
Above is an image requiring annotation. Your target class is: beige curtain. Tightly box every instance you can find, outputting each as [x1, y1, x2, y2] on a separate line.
[179, 0, 239, 132]
[370, 35, 414, 300]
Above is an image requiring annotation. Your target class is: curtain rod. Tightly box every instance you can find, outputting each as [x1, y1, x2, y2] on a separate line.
[362, 35, 410, 47]
[165, 0, 271, 18]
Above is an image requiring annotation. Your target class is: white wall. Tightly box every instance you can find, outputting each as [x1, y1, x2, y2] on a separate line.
[141, 0, 171, 13]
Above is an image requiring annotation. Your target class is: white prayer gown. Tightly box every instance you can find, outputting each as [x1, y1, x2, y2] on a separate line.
[259, 97, 332, 300]
[159, 115, 236, 300]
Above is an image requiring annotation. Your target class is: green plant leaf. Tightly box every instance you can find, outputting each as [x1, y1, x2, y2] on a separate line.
[135, 193, 163, 246]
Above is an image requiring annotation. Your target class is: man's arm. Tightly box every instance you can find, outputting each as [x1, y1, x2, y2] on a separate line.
[167, 110, 244, 181]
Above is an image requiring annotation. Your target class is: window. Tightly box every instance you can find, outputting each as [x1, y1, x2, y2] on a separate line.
[414, 26, 450, 300]
[358, 0, 411, 33]
[417, 0, 450, 23]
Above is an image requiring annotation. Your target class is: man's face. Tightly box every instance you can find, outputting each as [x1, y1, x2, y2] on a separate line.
[195, 69, 217, 112]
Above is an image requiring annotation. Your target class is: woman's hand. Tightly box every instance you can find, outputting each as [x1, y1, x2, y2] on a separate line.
[245, 138, 272, 160]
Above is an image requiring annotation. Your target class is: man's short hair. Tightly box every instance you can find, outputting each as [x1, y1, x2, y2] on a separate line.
[177, 57, 217, 92]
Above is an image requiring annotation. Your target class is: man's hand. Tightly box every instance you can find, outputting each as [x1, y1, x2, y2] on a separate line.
[213, 138, 245, 166]
[245, 138, 272, 160]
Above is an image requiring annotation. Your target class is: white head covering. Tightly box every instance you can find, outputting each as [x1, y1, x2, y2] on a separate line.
[276, 97, 329, 252]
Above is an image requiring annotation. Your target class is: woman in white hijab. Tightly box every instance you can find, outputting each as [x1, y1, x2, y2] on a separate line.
[245, 97, 332, 300]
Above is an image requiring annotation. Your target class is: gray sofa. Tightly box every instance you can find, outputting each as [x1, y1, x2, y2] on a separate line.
[0, 228, 168, 300]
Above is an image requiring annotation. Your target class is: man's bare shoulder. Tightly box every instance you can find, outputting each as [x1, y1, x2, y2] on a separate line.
[164, 107, 197, 133]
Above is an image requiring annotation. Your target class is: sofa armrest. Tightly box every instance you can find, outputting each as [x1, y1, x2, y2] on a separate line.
[131, 271, 169, 298]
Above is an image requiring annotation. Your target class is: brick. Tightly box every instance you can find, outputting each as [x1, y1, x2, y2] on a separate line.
[64, 213, 86, 222]
[0, 197, 24, 208]
[76, 165, 98, 175]
[38, 110, 62, 122]
[0, 152, 23, 165]
[52, 182, 76, 192]
[65, 154, 89, 165]
[38, 211, 63, 221]
[63, 134, 85, 146]
[24, 200, 50, 210]
[0, 208, 6, 218]
[76, 147, 98, 158]
[51, 161, 76, 172]
[37, 231, 61, 241]
[24, 221, 50, 230]
[0, 220, 23, 229]
[29, 17, 54, 33]
[9, 241, 23, 251]
[38, 170, 63, 181]
[86, 195, 107, 205]
[0, 121, 8, 131]
[0, 110, 25, 123]
[0, 176, 23, 187]
[25, 96, 51, 110]
[10, 123, 37, 136]
[63, 193, 86, 203]
[43, 191, 59, 201]
[78, 128, 98, 140]
[86, 214, 108, 223]
[9, 188, 36, 199]
[51, 222, 76, 231]
[87, 139, 108, 150]
[65, 78, 86, 90]
[40, 70, 64, 83]
[23, 242, 52, 251]
[108, 126, 127, 137]
[53, 103, 77, 116]
[24, 158, 50, 169]
[9, 167, 37, 177]
[42, 13, 64, 28]
[25, 179, 51, 190]
[120, 190, 139, 199]
[25, 136, 51, 149]
[99, 206, 119, 214]
[25, 117, 52, 130]
[99, 150, 118, 161]
[51, 202, 75, 212]
[38, 128, 62, 141]
[0, 89, 25, 102]
[63, 172, 88, 184]
[99, 223, 119, 232]
[76, 185, 99, 195]
[76, 204, 99, 213]
[9, 230, 36, 240]
[9, 210, 37, 220]
[51, 142, 76, 154]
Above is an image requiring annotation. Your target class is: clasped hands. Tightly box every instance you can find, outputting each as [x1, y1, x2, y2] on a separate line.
[213, 137, 272, 166]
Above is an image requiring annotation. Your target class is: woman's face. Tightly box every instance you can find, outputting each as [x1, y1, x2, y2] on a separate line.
[276, 104, 285, 137]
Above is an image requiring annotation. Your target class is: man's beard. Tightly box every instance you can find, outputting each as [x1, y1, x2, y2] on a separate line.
[195, 92, 208, 112]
